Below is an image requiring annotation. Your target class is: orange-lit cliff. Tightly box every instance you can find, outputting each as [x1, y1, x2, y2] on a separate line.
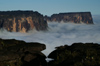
[0, 11, 48, 32]
[45, 12, 93, 24]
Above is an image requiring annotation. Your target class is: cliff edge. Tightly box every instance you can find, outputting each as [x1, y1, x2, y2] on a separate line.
[45, 12, 93, 24]
[0, 10, 48, 32]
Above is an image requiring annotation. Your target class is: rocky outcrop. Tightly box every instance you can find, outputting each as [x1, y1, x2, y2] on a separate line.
[45, 12, 93, 24]
[0, 38, 47, 66]
[48, 43, 100, 66]
[1, 38, 100, 66]
[0, 11, 48, 32]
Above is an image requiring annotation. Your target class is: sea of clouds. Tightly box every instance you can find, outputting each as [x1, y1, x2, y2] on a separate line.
[0, 15, 100, 56]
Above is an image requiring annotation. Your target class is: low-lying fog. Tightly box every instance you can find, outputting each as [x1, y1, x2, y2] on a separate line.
[0, 15, 100, 56]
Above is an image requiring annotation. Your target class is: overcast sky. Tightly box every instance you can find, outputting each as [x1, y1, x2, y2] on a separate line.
[0, 0, 100, 16]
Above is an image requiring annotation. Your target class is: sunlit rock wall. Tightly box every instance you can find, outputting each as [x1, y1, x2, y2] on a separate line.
[45, 12, 93, 24]
[0, 11, 48, 32]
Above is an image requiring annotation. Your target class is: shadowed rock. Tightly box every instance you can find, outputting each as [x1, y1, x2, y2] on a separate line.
[48, 43, 100, 66]
[0, 38, 47, 66]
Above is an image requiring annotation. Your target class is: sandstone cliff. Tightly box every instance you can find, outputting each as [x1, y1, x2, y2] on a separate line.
[0, 11, 48, 32]
[45, 12, 93, 24]
[0, 38, 47, 66]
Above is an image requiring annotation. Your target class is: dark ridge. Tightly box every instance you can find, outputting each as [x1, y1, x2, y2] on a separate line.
[0, 38, 47, 66]
[48, 43, 100, 66]
[0, 10, 42, 18]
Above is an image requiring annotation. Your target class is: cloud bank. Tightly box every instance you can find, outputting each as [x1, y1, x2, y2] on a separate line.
[0, 15, 100, 56]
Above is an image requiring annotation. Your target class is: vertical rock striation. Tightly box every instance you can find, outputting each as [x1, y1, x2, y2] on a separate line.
[45, 12, 93, 24]
[0, 11, 48, 32]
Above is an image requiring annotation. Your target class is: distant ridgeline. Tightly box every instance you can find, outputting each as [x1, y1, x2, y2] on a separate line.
[45, 12, 93, 24]
[0, 11, 93, 32]
[0, 10, 48, 32]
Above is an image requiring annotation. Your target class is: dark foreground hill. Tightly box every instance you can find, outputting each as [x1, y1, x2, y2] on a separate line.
[48, 43, 100, 66]
[0, 38, 100, 66]
[0, 11, 48, 32]
[0, 38, 47, 66]
[45, 12, 93, 24]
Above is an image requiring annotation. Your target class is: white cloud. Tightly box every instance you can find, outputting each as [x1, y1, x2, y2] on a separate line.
[0, 16, 100, 56]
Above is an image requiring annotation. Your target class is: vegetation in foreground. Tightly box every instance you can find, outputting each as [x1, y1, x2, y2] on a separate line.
[48, 43, 100, 66]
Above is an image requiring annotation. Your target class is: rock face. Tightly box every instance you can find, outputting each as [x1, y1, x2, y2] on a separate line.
[0, 38, 47, 66]
[48, 43, 100, 66]
[45, 12, 93, 24]
[0, 11, 48, 32]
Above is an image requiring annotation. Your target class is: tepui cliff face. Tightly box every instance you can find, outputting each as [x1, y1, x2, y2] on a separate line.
[45, 12, 93, 24]
[0, 11, 48, 32]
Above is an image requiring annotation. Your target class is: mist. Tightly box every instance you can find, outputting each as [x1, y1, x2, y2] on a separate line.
[0, 15, 100, 56]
